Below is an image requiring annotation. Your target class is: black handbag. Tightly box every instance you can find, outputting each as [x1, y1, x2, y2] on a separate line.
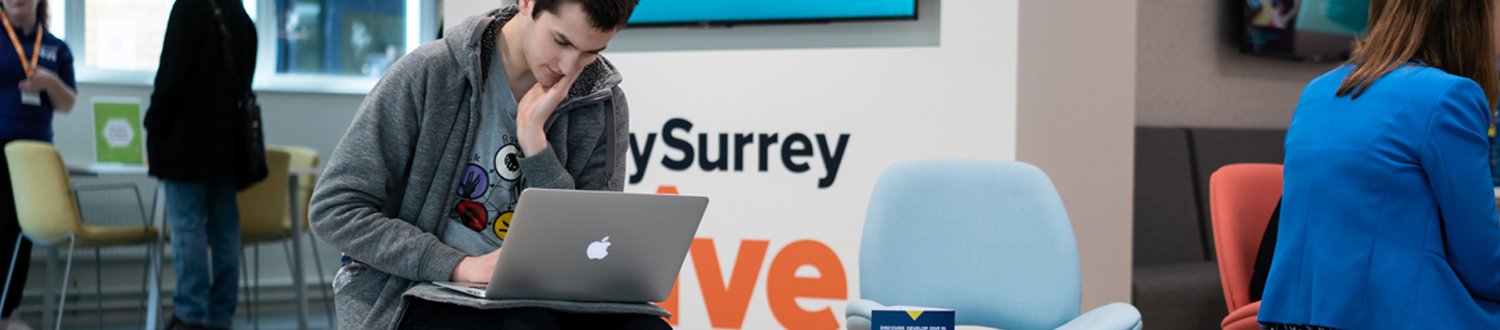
[207, 0, 267, 190]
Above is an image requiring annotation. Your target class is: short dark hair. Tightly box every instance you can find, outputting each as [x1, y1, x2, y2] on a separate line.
[532, 0, 639, 31]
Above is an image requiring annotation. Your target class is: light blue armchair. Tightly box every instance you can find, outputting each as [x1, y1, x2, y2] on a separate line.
[846, 160, 1141, 330]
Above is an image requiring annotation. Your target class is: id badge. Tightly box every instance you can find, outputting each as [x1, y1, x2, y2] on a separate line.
[20, 91, 40, 106]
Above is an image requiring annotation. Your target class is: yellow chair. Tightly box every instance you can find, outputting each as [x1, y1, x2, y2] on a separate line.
[237, 148, 291, 245]
[233, 147, 288, 329]
[282, 145, 318, 233]
[2, 141, 158, 330]
[236, 146, 332, 328]
[281, 146, 335, 328]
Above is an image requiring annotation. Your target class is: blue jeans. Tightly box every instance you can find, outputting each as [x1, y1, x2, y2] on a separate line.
[163, 180, 241, 328]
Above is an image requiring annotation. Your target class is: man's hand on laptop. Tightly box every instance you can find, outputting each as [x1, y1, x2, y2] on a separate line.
[452, 248, 501, 283]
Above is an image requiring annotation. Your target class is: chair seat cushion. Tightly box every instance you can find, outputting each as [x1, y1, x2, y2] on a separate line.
[77, 226, 158, 248]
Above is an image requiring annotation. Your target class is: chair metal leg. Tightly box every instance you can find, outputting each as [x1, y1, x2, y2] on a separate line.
[150, 236, 163, 329]
[278, 240, 295, 288]
[0, 234, 22, 321]
[146, 185, 166, 330]
[308, 237, 334, 328]
[253, 244, 261, 330]
[127, 185, 150, 230]
[121, 180, 154, 327]
[54, 237, 76, 330]
[94, 248, 102, 329]
[240, 246, 251, 327]
[43, 244, 56, 330]
[138, 246, 149, 327]
[278, 239, 304, 329]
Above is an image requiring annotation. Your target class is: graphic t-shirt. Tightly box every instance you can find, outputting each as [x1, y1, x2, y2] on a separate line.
[440, 49, 524, 256]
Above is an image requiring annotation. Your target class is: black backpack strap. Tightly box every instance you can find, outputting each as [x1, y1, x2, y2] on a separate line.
[204, 0, 251, 99]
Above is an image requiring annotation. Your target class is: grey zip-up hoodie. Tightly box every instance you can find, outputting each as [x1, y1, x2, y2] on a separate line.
[309, 7, 663, 329]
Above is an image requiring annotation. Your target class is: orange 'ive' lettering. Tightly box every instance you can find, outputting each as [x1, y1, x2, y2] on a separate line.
[648, 185, 848, 329]
[767, 240, 847, 330]
[695, 239, 771, 328]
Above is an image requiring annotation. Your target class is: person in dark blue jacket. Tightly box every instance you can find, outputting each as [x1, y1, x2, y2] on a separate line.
[0, 0, 72, 328]
[1259, 0, 1500, 328]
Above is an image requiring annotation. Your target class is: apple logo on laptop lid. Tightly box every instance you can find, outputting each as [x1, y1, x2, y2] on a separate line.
[587, 236, 611, 260]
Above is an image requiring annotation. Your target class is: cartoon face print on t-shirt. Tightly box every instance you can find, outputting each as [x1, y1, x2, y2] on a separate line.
[451, 135, 527, 242]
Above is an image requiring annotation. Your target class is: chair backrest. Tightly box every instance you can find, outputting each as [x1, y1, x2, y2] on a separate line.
[5, 141, 83, 244]
[237, 148, 292, 241]
[280, 145, 318, 230]
[1208, 163, 1283, 313]
[1191, 129, 1286, 259]
[861, 160, 1080, 329]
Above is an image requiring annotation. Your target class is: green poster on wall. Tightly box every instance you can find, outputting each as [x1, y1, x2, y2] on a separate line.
[93, 98, 144, 165]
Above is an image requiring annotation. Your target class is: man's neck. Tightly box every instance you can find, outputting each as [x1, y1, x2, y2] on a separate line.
[499, 17, 536, 97]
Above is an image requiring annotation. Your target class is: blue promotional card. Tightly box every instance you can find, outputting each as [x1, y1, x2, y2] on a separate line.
[871, 306, 955, 330]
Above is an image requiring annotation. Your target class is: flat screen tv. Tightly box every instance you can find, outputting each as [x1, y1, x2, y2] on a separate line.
[1242, 0, 1369, 62]
[627, 0, 918, 27]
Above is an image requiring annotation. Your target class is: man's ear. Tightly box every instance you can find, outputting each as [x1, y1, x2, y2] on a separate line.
[518, 0, 534, 17]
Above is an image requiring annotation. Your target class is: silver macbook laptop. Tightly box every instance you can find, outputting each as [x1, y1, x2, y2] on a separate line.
[435, 188, 708, 303]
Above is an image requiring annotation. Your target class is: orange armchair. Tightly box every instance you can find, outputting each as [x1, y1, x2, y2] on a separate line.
[1208, 164, 1282, 330]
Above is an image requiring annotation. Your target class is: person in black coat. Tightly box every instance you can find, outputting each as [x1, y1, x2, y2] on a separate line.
[142, 0, 259, 328]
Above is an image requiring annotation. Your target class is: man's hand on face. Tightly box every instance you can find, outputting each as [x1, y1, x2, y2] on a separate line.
[515, 70, 581, 157]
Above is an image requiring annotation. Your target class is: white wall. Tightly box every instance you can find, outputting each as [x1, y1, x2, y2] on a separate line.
[55, 86, 364, 164]
[444, 0, 511, 33]
[1136, 0, 1335, 129]
[1018, 0, 1138, 310]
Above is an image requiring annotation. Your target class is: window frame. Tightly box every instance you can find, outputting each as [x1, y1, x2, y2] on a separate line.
[65, 0, 438, 95]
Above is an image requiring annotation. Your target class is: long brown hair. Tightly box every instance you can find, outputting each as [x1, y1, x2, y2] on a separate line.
[0, 0, 50, 27]
[37, 0, 47, 28]
[1338, 0, 1499, 108]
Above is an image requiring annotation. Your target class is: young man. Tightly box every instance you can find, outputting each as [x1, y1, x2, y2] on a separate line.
[309, 0, 658, 329]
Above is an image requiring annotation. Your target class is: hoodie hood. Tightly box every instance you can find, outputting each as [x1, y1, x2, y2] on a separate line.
[444, 6, 624, 107]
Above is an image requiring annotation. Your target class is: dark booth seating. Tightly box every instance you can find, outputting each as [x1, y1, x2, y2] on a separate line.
[1132, 127, 1286, 330]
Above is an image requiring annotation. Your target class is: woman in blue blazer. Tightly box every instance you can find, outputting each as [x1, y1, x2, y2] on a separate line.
[1259, 0, 1500, 329]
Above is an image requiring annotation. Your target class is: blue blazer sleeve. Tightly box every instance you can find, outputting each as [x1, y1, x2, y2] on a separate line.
[1421, 79, 1500, 302]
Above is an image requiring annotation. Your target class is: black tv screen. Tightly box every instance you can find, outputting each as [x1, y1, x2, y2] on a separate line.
[627, 0, 918, 26]
[1242, 0, 1369, 62]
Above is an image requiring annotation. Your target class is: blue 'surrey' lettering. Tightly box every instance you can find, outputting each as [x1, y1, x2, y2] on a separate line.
[629, 118, 851, 188]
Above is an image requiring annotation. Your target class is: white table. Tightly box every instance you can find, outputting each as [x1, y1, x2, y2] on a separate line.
[69, 163, 150, 176]
[67, 164, 318, 330]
